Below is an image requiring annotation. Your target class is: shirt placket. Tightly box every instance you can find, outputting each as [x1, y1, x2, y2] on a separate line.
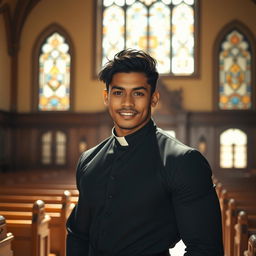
[97, 147, 127, 255]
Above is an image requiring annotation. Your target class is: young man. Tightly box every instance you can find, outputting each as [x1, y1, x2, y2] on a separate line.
[66, 49, 224, 256]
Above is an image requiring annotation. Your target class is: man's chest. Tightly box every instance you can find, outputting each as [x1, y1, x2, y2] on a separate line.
[79, 144, 168, 211]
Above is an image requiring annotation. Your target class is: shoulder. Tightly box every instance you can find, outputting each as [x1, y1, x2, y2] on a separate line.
[155, 126, 210, 169]
[155, 127, 212, 192]
[155, 127, 193, 159]
[76, 136, 113, 182]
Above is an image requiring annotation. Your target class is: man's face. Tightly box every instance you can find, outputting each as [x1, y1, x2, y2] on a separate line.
[103, 72, 159, 137]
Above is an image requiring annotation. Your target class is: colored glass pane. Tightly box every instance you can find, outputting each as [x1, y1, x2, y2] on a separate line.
[56, 131, 66, 165]
[139, 0, 157, 5]
[104, 0, 126, 6]
[220, 129, 247, 168]
[126, 2, 147, 51]
[39, 33, 70, 111]
[185, 0, 194, 4]
[101, 0, 196, 75]
[172, 3, 194, 75]
[219, 30, 252, 110]
[102, 5, 125, 66]
[42, 132, 52, 164]
[149, 2, 170, 73]
[161, 0, 172, 4]
[126, 0, 136, 5]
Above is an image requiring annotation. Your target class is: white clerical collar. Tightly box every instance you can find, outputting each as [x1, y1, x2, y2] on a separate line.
[112, 128, 129, 146]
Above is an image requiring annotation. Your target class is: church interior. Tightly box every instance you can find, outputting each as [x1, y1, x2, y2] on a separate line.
[0, 0, 256, 255]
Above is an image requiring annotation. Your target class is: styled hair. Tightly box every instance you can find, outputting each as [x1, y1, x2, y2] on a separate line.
[98, 49, 159, 93]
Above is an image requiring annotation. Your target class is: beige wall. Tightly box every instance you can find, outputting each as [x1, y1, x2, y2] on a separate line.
[0, 14, 10, 111]
[16, 0, 256, 112]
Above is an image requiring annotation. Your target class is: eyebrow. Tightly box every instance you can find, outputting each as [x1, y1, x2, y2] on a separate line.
[111, 86, 148, 91]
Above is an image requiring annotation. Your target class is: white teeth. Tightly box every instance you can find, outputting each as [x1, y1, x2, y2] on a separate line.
[120, 112, 135, 116]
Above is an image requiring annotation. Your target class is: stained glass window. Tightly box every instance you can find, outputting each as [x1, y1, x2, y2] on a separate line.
[39, 32, 71, 111]
[101, 0, 197, 75]
[218, 30, 252, 110]
[220, 129, 247, 168]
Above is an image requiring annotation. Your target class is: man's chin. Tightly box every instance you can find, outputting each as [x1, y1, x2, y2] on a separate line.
[114, 120, 148, 133]
[116, 124, 137, 131]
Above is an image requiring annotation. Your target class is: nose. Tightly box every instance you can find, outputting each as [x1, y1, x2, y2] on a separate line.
[121, 93, 135, 107]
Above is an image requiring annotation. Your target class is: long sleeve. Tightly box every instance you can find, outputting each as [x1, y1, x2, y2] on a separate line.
[66, 153, 91, 256]
[171, 150, 224, 256]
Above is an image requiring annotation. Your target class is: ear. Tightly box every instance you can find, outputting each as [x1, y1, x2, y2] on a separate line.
[103, 89, 109, 106]
[151, 91, 160, 108]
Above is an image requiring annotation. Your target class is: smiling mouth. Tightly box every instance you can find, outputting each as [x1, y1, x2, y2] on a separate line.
[118, 111, 138, 117]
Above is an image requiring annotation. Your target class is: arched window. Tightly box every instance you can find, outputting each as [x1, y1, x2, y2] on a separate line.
[96, 0, 199, 76]
[214, 21, 255, 110]
[220, 128, 247, 169]
[33, 24, 74, 111]
[40, 130, 67, 166]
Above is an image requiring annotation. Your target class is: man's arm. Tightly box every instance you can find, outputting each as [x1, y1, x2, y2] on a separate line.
[66, 204, 90, 255]
[172, 150, 224, 256]
[66, 153, 90, 256]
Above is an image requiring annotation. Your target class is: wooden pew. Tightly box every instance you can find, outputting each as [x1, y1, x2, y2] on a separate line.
[5, 200, 51, 256]
[234, 211, 256, 256]
[0, 193, 78, 205]
[0, 187, 78, 198]
[225, 198, 256, 256]
[0, 215, 14, 256]
[244, 234, 256, 256]
[219, 189, 255, 244]
[0, 191, 73, 256]
[215, 182, 223, 198]
[0, 170, 70, 185]
[189, 174, 256, 256]
[1, 183, 77, 190]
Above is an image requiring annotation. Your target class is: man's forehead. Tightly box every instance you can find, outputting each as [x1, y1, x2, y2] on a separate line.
[109, 84, 149, 91]
[110, 73, 150, 89]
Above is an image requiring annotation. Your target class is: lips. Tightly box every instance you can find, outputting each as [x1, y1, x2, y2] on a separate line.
[118, 110, 138, 117]
[120, 112, 135, 116]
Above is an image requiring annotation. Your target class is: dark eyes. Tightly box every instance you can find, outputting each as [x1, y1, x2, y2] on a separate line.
[112, 91, 123, 96]
[112, 91, 145, 96]
[133, 91, 144, 96]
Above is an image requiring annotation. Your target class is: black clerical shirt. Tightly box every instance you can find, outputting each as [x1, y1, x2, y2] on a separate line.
[66, 120, 224, 256]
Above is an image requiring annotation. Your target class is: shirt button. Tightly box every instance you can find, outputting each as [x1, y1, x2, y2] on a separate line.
[110, 175, 115, 180]
[108, 195, 113, 199]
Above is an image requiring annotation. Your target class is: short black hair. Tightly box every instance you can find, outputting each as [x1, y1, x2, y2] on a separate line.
[98, 49, 159, 93]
